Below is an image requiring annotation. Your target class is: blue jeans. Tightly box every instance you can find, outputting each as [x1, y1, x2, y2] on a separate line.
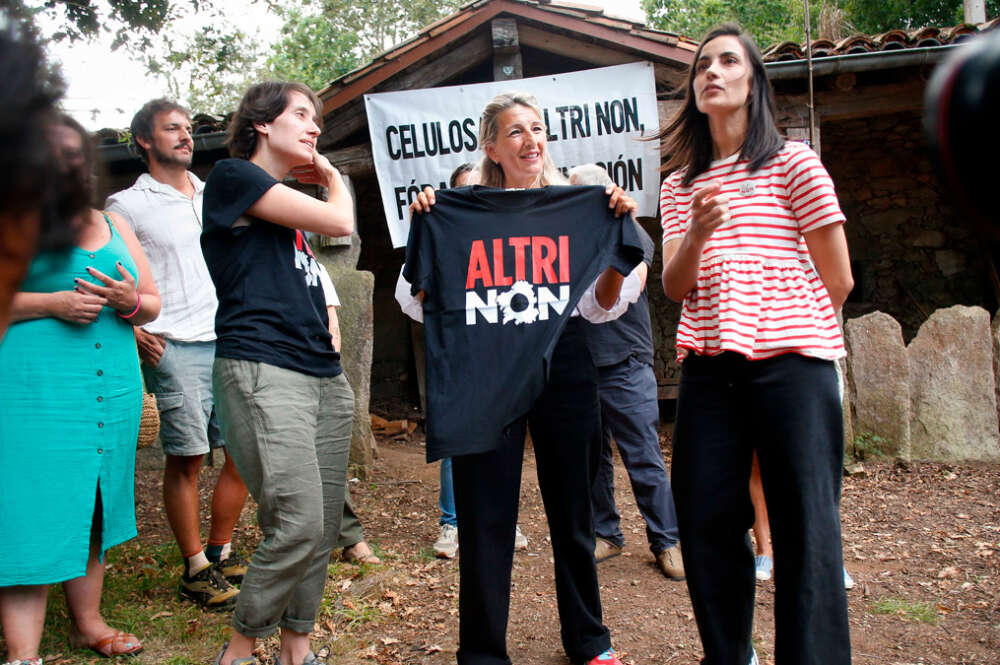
[590, 356, 679, 555]
[439, 457, 457, 526]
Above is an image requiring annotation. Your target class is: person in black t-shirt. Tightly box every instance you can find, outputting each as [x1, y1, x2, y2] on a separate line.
[201, 81, 355, 665]
[406, 92, 638, 665]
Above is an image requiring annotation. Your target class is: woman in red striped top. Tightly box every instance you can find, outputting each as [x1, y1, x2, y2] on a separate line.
[658, 24, 854, 665]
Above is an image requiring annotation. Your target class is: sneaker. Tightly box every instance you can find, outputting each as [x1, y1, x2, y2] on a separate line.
[754, 554, 773, 581]
[749, 647, 760, 665]
[433, 524, 459, 559]
[217, 551, 249, 585]
[594, 537, 622, 563]
[655, 544, 685, 580]
[179, 562, 239, 610]
[514, 525, 529, 551]
[843, 566, 855, 590]
[587, 648, 623, 665]
[5, 659, 43, 665]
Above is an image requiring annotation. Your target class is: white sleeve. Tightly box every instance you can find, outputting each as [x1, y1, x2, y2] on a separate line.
[318, 264, 340, 307]
[395, 266, 424, 323]
[104, 193, 137, 232]
[575, 268, 642, 324]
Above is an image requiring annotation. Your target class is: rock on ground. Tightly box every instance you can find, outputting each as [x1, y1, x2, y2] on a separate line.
[908, 305, 1000, 461]
[845, 312, 911, 460]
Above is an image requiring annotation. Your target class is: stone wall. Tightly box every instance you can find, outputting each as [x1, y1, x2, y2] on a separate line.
[822, 111, 994, 341]
[640, 218, 684, 389]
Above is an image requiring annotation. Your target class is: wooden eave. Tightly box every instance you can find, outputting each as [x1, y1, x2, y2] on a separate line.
[318, 0, 695, 118]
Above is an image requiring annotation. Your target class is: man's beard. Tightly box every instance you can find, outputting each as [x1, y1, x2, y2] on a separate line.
[151, 142, 192, 168]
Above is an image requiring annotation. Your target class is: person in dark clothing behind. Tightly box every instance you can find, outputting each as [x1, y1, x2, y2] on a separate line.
[569, 164, 684, 582]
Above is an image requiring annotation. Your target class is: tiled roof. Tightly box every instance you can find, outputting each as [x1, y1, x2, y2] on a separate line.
[318, 0, 698, 102]
[762, 17, 1000, 62]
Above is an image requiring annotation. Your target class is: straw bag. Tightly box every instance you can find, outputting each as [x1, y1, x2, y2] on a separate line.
[137, 392, 160, 449]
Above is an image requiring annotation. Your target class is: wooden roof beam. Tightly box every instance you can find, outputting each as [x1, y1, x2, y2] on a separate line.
[320, 32, 491, 149]
[493, 17, 524, 80]
[518, 24, 687, 89]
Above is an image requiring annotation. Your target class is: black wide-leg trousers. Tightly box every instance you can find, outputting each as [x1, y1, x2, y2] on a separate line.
[671, 351, 851, 665]
[452, 319, 612, 665]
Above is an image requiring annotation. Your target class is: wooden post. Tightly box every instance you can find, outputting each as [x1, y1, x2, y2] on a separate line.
[492, 18, 523, 81]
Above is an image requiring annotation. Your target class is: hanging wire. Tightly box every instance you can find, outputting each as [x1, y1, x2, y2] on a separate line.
[804, 0, 817, 155]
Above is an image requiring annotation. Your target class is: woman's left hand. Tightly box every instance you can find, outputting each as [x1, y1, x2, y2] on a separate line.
[75, 262, 139, 314]
[605, 184, 638, 218]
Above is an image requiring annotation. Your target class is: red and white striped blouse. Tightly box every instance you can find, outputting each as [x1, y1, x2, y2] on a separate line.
[660, 141, 846, 361]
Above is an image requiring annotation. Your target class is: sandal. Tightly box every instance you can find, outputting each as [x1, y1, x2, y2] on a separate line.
[341, 541, 381, 564]
[70, 629, 143, 658]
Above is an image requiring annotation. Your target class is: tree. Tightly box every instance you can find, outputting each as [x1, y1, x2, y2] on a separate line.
[642, 0, 818, 49]
[2, 0, 188, 48]
[843, 0, 999, 32]
[267, 0, 462, 92]
[266, 6, 362, 92]
[141, 24, 266, 115]
[131, 0, 463, 115]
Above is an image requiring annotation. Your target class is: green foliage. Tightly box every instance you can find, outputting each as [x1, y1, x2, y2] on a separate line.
[267, 0, 462, 92]
[641, 0, 822, 49]
[8, 0, 183, 48]
[142, 21, 266, 115]
[871, 597, 939, 624]
[266, 6, 362, 91]
[128, 0, 463, 116]
[643, 0, 1000, 50]
[852, 431, 888, 460]
[844, 0, 999, 32]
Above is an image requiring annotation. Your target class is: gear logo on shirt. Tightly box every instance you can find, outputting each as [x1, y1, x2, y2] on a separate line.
[496, 281, 539, 325]
[293, 230, 322, 288]
[464, 235, 571, 326]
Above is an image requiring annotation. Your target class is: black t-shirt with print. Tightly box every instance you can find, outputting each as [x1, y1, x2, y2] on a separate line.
[201, 158, 341, 377]
[404, 185, 643, 461]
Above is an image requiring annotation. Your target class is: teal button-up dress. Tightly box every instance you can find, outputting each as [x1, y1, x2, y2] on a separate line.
[0, 214, 141, 585]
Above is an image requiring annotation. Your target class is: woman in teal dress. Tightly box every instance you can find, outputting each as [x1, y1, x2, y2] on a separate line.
[0, 115, 161, 664]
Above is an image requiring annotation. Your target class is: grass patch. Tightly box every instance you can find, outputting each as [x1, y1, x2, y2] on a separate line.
[12, 538, 385, 664]
[33, 539, 235, 664]
[333, 597, 383, 630]
[871, 598, 939, 625]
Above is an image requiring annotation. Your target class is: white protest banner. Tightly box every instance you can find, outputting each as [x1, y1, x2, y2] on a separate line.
[363, 62, 660, 248]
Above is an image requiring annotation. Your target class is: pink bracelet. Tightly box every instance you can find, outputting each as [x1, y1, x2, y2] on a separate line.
[118, 292, 142, 320]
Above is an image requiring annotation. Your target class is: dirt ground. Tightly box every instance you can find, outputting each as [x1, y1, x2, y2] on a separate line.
[131, 423, 1000, 665]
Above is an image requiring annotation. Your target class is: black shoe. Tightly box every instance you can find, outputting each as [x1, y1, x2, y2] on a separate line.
[217, 552, 249, 585]
[179, 563, 239, 610]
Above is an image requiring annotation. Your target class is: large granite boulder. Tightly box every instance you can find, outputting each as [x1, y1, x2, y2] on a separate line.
[908, 305, 1000, 461]
[844, 312, 911, 460]
[317, 233, 376, 479]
